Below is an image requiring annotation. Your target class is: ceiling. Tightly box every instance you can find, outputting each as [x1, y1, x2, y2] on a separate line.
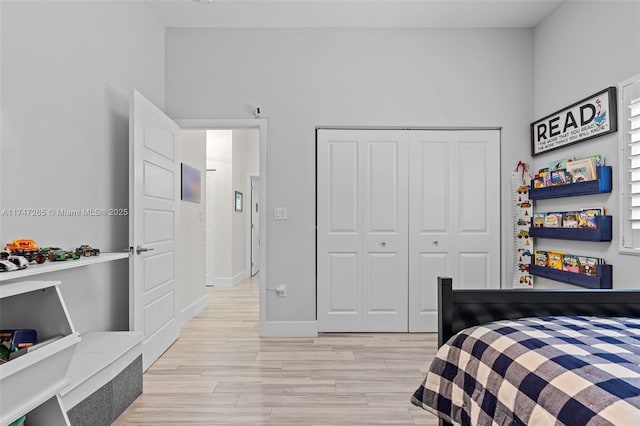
[144, 0, 565, 29]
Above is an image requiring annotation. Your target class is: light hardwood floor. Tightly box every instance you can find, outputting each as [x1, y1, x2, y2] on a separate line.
[114, 275, 439, 425]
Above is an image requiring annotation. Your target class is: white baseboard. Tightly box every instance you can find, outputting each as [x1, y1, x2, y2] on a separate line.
[213, 271, 246, 287]
[179, 294, 208, 326]
[260, 321, 318, 337]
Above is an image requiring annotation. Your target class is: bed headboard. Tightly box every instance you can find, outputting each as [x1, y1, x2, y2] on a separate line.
[437, 277, 640, 347]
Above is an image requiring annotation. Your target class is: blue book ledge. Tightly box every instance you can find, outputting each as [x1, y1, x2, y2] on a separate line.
[529, 216, 612, 241]
[530, 166, 612, 200]
[529, 264, 612, 289]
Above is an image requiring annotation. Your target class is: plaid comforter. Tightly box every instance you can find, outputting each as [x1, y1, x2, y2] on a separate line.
[411, 316, 640, 426]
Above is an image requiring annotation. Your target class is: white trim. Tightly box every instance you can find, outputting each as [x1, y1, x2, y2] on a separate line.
[179, 294, 208, 326]
[247, 173, 259, 277]
[260, 321, 318, 337]
[174, 118, 268, 336]
[618, 74, 640, 255]
[214, 271, 246, 287]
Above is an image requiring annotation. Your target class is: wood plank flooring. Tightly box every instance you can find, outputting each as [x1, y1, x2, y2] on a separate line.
[114, 275, 439, 425]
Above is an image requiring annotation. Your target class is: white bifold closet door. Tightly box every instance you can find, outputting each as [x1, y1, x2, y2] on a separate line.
[407, 130, 500, 332]
[317, 130, 409, 332]
[317, 129, 500, 333]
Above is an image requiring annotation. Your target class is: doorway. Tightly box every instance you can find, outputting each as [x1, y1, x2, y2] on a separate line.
[316, 128, 501, 333]
[176, 119, 267, 330]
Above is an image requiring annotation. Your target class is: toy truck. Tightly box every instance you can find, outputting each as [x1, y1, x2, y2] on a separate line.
[4, 239, 46, 264]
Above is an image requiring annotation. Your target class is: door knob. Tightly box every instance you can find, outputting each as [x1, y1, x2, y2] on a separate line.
[432, 240, 439, 246]
[136, 245, 155, 255]
[381, 242, 387, 247]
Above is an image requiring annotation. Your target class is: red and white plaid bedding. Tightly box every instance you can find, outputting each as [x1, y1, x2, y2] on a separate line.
[411, 316, 640, 425]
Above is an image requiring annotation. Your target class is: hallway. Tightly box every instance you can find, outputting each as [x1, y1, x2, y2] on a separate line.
[114, 276, 439, 425]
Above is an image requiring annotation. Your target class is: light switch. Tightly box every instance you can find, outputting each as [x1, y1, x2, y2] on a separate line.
[274, 207, 288, 220]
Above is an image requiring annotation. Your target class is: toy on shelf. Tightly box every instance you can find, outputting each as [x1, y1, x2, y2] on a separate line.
[75, 245, 100, 257]
[0, 329, 37, 363]
[4, 239, 46, 264]
[43, 247, 80, 261]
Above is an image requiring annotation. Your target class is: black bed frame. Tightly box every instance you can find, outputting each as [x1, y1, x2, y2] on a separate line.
[435, 276, 640, 426]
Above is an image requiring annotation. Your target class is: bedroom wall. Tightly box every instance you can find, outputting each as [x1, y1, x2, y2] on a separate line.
[533, 0, 640, 289]
[179, 130, 207, 321]
[232, 129, 259, 280]
[0, 1, 164, 333]
[165, 28, 535, 328]
[206, 130, 234, 283]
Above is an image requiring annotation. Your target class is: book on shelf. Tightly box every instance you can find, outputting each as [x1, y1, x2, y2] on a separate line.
[562, 211, 579, 228]
[534, 250, 548, 267]
[578, 207, 605, 229]
[567, 157, 597, 182]
[544, 212, 563, 228]
[562, 254, 581, 273]
[547, 251, 564, 270]
[550, 169, 570, 186]
[533, 212, 546, 228]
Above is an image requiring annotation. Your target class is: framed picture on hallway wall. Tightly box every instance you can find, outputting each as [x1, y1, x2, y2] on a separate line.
[235, 191, 243, 212]
[181, 163, 201, 203]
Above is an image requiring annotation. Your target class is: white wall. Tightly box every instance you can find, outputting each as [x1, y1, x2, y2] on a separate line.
[179, 130, 207, 318]
[0, 1, 164, 333]
[166, 28, 534, 323]
[206, 130, 233, 281]
[232, 129, 259, 279]
[533, 1, 640, 289]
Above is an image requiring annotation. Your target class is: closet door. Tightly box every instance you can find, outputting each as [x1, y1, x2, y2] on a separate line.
[317, 129, 408, 332]
[408, 130, 501, 332]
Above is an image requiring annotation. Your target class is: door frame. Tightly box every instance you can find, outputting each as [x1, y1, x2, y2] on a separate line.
[249, 173, 260, 276]
[176, 119, 267, 333]
[206, 169, 216, 286]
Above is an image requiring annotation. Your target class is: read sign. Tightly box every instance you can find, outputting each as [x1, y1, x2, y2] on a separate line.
[531, 87, 617, 156]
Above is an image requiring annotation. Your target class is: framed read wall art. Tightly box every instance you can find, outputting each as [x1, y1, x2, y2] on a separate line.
[531, 87, 617, 156]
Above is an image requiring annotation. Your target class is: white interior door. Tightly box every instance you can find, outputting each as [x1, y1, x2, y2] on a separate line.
[251, 176, 260, 276]
[317, 129, 408, 332]
[130, 90, 180, 371]
[206, 170, 216, 285]
[408, 130, 500, 332]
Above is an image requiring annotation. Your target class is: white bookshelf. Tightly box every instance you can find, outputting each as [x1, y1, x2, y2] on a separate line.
[0, 253, 139, 426]
[0, 281, 80, 426]
[0, 252, 129, 282]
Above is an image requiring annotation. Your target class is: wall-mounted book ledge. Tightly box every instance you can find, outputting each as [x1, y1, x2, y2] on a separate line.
[529, 264, 612, 289]
[530, 166, 612, 200]
[529, 216, 612, 241]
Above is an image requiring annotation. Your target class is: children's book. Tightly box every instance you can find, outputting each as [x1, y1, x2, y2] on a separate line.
[544, 212, 563, 228]
[534, 250, 548, 267]
[549, 159, 568, 171]
[547, 251, 564, 270]
[562, 254, 580, 273]
[582, 257, 600, 276]
[578, 207, 604, 229]
[550, 169, 570, 186]
[533, 212, 546, 228]
[562, 211, 579, 228]
[567, 157, 596, 182]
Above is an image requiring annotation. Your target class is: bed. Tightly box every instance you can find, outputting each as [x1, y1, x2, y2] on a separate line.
[411, 277, 640, 426]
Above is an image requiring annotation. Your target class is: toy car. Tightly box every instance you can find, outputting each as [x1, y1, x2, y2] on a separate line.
[517, 230, 530, 239]
[7, 255, 28, 270]
[516, 185, 529, 194]
[75, 245, 100, 257]
[47, 248, 79, 261]
[4, 239, 46, 264]
[0, 260, 18, 272]
[518, 201, 531, 208]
